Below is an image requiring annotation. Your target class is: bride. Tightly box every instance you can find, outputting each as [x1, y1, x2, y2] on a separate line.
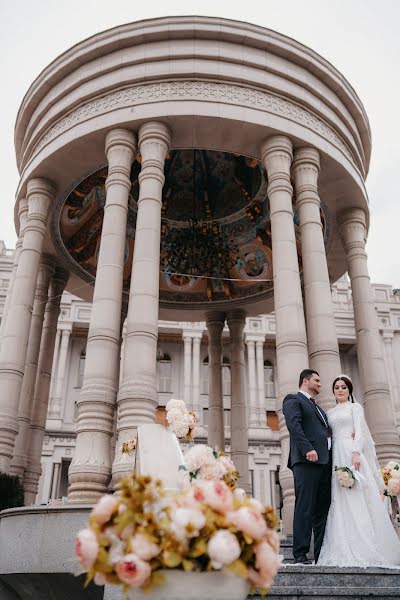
[318, 375, 400, 567]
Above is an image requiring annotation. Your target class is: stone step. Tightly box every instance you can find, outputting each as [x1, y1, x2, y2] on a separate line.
[250, 565, 400, 599]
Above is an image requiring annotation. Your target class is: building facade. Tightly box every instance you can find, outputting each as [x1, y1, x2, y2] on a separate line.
[1, 241, 399, 519]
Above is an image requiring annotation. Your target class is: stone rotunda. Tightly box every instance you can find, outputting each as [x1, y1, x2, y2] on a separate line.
[0, 17, 398, 562]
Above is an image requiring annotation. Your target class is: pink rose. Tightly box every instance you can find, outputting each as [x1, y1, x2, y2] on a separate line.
[75, 528, 99, 570]
[91, 494, 119, 526]
[195, 480, 234, 513]
[265, 529, 280, 554]
[115, 553, 151, 587]
[254, 541, 281, 585]
[388, 476, 400, 496]
[228, 506, 268, 540]
[208, 530, 241, 568]
[131, 533, 160, 560]
[248, 567, 273, 589]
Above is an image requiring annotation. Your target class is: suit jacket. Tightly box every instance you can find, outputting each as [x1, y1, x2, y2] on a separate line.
[283, 392, 330, 468]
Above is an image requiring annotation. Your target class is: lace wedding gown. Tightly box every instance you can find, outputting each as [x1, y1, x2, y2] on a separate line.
[318, 402, 400, 567]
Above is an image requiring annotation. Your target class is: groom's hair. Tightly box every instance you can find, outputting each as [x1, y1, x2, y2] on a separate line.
[299, 369, 319, 387]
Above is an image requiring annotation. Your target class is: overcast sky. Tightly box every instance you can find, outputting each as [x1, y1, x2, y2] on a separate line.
[0, 0, 399, 288]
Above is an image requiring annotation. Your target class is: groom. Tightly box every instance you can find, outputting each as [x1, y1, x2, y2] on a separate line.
[283, 369, 332, 564]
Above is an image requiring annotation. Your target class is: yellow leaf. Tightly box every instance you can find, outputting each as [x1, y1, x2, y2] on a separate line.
[163, 551, 182, 568]
[183, 559, 194, 572]
[227, 559, 248, 579]
[189, 538, 207, 557]
[151, 571, 166, 586]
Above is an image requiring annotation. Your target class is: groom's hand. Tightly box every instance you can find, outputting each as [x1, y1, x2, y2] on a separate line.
[306, 450, 318, 462]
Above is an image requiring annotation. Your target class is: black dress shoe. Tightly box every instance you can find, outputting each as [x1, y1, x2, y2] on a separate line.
[295, 557, 313, 564]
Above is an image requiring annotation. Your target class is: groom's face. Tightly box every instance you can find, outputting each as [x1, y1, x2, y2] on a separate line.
[307, 374, 321, 396]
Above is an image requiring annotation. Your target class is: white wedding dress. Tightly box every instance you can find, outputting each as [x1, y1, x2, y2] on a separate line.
[318, 401, 400, 567]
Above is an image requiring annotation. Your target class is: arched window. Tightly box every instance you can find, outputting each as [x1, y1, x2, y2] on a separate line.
[77, 347, 86, 388]
[202, 356, 209, 395]
[157, 353, 172, 393]
[222, 356, 231, 397]
[264, 360, 275, 397]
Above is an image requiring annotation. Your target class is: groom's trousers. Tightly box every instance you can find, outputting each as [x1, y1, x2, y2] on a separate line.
[292, 460, 332, 562]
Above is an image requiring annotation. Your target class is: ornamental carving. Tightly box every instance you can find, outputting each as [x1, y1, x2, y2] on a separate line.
[32, 80, 354, 165]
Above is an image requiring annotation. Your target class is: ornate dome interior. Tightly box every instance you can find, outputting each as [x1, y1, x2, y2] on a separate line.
[55, 148, 327, 310]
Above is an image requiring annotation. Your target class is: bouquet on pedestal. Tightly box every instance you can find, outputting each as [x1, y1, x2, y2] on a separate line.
[75, 473, 281, 596]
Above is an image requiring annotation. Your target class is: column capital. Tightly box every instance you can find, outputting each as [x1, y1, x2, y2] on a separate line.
[138, 121, 172, 150]
[260, 135, 293, 163]
[105, 128, 137, 155]
[292, 146, 320, 172]
[338, 208, 368, 253]
[26, 177, 56, 205]
[260, 136, 293, 199]
[338, 207, 367, 232]
[381, 329, 394, 341]
[17, 197, 29, 235]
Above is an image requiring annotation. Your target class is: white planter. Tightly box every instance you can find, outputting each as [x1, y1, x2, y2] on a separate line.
[104, 570, 249, 600]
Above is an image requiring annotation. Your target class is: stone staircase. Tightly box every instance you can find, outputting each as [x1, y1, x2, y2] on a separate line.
[258, 565, 400, 599]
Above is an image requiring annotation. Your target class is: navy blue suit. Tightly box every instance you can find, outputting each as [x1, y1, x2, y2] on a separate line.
[283, 392, 331, 562]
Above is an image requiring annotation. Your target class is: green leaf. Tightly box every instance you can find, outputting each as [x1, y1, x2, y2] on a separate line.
[226, 559, 248, 579]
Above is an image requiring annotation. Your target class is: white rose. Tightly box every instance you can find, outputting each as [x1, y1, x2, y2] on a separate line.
[208, 530, 241, 569]
[184, 445, 215, 472]
[166, 399, 187, 413]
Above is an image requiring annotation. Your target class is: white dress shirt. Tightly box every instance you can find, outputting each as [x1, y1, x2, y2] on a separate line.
[299, 390, 331, 450]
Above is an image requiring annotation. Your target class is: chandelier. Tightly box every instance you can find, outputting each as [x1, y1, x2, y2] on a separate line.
[161, 219, 239, 279]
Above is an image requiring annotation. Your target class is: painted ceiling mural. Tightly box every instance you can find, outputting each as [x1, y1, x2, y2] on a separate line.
[58, 149, 327, 306]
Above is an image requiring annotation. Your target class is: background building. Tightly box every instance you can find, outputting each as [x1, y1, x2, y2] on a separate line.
[1, 240, 399, 518]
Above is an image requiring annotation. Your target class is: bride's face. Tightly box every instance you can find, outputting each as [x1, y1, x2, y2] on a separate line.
[334, 380, 349, 403]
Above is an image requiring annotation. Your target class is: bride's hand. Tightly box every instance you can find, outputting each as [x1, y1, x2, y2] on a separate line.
[352, 451, 361, 470]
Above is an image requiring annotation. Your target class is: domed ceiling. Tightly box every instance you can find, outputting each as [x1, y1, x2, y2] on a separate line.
[55, 149, 327, 309]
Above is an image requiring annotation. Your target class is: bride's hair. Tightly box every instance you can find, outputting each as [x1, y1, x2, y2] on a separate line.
[332, 375, 354, 403]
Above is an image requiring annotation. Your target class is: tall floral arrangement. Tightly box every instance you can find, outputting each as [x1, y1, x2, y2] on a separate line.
[75, 473, 281, 596]
[166, 399, 198, 441]
[382, 461, 400, 499]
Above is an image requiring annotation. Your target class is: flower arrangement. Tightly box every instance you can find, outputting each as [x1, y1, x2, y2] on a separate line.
[381, 461, 400, 499]
[120, 437, 137, 455]
[334, 466, 356, 488]
[182, 445, 240, 490]
[166, 399, 198, 441]
[75, 473, 281, 596]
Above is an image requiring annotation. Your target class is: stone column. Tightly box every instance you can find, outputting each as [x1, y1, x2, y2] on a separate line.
[227, 310, 250, 492]
[0, 178, 54, 472]
[246, 338, 258, 427]
[24, 268, 68, 504]
[49, 327, 71, 418]
[261, 136, 309, 533]
[10, 256, 55, 477]
[339, 208, 400, 461]
[50, 462, 61, 500]
[183, 334, 192, 407]
[206, 311, 225, 451]
[255, 339, 266, 426]
[113, 122, 171, 484]
[49, 328, 61, 401]
[293, 147, 341, 409]
[68, 128, 136, 502]
[381, 330, 400, 432]
[192, 334, 202, 417]
[0, 197, 29, 342]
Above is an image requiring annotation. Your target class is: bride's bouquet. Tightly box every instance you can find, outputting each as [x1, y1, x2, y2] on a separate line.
[334, 466, 356, 488]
